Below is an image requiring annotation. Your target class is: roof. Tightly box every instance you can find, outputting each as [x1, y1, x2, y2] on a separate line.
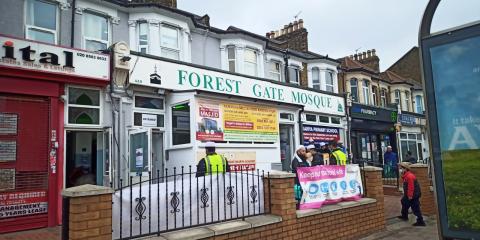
[386, 46, 419, 72]
[380, 71, 419, 86]
[339, 57, 378, 74]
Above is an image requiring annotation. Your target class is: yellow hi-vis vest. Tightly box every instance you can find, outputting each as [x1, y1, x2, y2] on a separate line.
[205, 154, 226, 175]
[332, 149, 347, 165]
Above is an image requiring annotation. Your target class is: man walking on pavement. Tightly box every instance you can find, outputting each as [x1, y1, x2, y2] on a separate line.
[398, 162, 426, 226]
[196, 142, 230, 177]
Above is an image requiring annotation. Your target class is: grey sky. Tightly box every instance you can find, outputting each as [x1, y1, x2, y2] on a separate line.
[178, 0, 480, 71]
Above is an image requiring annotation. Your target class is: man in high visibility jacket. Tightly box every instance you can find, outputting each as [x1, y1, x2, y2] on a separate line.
[196, 142, 230, 177]
[329, 141, 347, 165]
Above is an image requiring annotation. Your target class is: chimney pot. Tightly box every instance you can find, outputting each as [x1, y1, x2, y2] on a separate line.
[298, 19, 304, 29]
[367, 50, 372, 58]
[372, 49, 376, 56]
[362, 52, 367, 59]
[354, 54, 358, 60]
[266, 32, 270, 38]
[288, 23, 293, 33]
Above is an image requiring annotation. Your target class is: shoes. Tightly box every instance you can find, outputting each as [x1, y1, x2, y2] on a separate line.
[397, 216, 408, 221]
[413, 222, 426, 227]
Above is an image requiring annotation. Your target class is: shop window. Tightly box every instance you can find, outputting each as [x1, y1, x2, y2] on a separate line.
[161, 24, 180, 60]
[244, 48, 257, 76]
[133, 96, 165, 127]
[312, 67, 320, 90]
[138, 22, 149, 53]
[305, 114, 317, 122]
[268, 61, 282, 81]
[133, 113, 164, 127]
[331, 117, 341, 124]
[319, 116, 329, 123]
[415, 95, 424, 113]
[172, 102, 190, 145]
[381, 88, 387, 107]
[372, 86, 378, 106]
[227, 45, 236, 73]
[325, 70, 335, 93]
[350, 78, 358, 102]
[362, 79, 370, 105]
[135, 96, 164, 110]
[83, 12, 109, 51]
[67, 87, 101, 125]
[288, 66, 300, 84]
[280, 113, 294, 121]
[26, 0, 57, 44]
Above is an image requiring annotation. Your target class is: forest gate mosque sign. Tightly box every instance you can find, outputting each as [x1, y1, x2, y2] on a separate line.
[129, 54, 345, 115]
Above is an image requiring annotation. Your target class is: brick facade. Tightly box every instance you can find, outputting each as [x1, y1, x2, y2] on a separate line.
[387, 47, 422, 84]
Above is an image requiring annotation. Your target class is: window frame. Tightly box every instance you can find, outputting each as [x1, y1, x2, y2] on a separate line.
[415, 95, 424, 114]
[25, 0, 59, 44]
[288, 65, 300, 85]
[160, 23, 181, 60]
[132, 94, 166, 129]
[227, 45, 236, 73]
[311, 67, 321, 90]
[137, 21, 149, 54]
[244, 48, 258, 76]
[362, 79, 370, 105]
[325, 70, 335, 93]
[83, 11, 110, 51]
[65, 86, 103, 127]
[350, 78, 359, 102]
[170, 101, 191, 146]
[372, 86, 378, 106]
[394, 89, 401, 107]
[405, 90, 411, 111]
[268, 60, 282, 82]
[380, 88, 387, 107]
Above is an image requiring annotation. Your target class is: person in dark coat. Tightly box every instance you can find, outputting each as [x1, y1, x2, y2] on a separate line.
[398, 162, 425, 226]
[405, 151, 417, 164]
[307, 145, 324, 166]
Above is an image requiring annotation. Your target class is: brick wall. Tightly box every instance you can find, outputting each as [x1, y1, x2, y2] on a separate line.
[387, 47, 422, 84]
[205, 167, 385, 240]
[62, 185, 114, 240]
[410, 164, 436, 216]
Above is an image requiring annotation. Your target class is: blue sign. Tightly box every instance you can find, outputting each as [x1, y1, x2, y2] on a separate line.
[399, 114, 417, 125]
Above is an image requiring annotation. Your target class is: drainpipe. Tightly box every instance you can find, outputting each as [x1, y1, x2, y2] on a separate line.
[283, 50, 290, 83]
[70, 0, 76, 47]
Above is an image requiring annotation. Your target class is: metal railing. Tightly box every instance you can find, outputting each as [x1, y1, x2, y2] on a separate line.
[111, 166, 269, 240]
[357, 160, 399, 188]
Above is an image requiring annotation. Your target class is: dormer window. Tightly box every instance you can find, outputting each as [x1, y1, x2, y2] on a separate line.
[244, 48, 257, 76]
[160, 24, 180, 60]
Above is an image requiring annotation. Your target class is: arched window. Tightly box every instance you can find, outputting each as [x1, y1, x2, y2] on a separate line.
[312, 67, 320, 90]
[350, 78, 358, 102]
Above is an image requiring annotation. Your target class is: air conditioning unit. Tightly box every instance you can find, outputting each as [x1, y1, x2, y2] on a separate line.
[113, 41, 130, 71]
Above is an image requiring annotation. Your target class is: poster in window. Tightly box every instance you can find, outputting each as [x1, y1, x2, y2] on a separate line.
[302, 125, 340, 145]
[0, 140, 16, 162]
[0, 190, 48, 219]
[0, 169, 15, 191]
[0, 113, 18, 135]
[135, 148, 143, 168]
[429, 34, 480, 232]
[196, 100, 278, 142]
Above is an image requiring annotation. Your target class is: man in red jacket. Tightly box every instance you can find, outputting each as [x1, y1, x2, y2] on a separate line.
[397, 162, 426, 226]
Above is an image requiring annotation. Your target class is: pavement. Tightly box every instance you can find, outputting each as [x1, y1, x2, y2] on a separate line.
[383, 195, 402, 220]
[0, 227, 60, 240]
[361, 215, 439, 240]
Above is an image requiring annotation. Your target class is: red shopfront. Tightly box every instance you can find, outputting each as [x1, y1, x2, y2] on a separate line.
[0, 35, 110, 233]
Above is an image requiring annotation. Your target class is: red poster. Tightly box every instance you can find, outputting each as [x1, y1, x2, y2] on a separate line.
[0, 190, 48, 219]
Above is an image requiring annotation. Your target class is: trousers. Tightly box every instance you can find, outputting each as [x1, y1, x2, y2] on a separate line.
[401, 196, 424, 223]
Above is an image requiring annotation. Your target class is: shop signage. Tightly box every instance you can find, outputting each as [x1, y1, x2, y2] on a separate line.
[0, 113, 18, 135]
[129, 55, 345, 115]
[302, 125, 340, 145]
[141, 114, 157, 127]
[399, 114, 417, 125]
[196, 100, 278, 142]
[196, 151, 256, 172]
[351, 103, 397, 122]
[0, 169, 15, 191]
[296, 165, 363, 210]
[0, 35, 109, 81]
[0, 190, 48, 219]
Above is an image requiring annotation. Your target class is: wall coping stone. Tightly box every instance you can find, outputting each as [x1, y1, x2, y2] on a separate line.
[296, 198, 377, 218]
[244, 214, 282, 227]
[160, 227, 214, 240]
[410, 163, 428, 168]
[362, 166, 383, 172]
[265, 170, 296, 178]
[206, 220, 251, 235]
[62, 184, 114, 198]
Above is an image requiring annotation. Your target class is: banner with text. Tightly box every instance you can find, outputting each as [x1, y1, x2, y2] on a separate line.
[297, 165, 363, 210]
[302, 125, 340, 145]
[0, 190, 48, 219]
[196, 100, 278, 142]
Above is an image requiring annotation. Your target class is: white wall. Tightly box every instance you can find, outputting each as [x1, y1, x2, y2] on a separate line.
[220, 38, 265, 78]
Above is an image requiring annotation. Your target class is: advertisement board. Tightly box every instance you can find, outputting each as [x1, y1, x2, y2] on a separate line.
[129, 54, 345, 115]
[422, 21, 480, 238]
[196, 100, 278, 143]
[302, 125, 340, 145]
[296, 165, 363, 210]
[0, 190, 48, 219]
[196, 151, 256, 172]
